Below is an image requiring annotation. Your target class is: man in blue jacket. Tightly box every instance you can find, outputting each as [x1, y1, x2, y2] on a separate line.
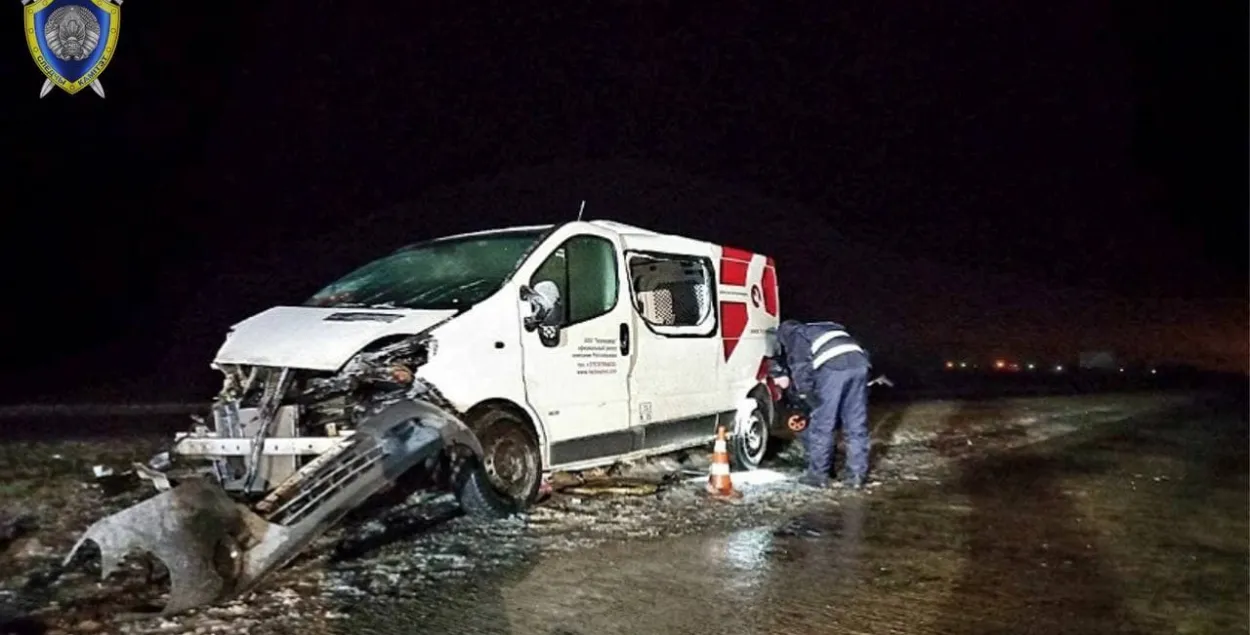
[767, 319, 872, 489]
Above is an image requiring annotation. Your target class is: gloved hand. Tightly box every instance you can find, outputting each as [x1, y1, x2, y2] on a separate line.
[782, 392, 812, 416]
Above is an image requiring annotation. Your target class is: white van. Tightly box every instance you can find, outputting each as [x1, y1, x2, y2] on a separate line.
[70, 220, 785, 613]
[189, 219, 782, 511]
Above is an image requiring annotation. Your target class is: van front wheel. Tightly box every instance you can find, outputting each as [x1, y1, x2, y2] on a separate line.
[456, 407, 542, 517]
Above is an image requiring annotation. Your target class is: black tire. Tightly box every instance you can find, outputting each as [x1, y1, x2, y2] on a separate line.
[730, 396, 771, 471]
[450, 456, 518, 519]
[453, 407, 542, 517]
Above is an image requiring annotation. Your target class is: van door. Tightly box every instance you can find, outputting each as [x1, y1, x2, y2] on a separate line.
[520, 230, 636, 467]
[623, 250, 722, 451]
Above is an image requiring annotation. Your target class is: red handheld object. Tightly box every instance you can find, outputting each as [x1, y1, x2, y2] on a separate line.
[786, 414, 808, 432]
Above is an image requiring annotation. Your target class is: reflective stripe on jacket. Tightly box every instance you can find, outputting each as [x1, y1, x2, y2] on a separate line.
[809, 327, 867, 370]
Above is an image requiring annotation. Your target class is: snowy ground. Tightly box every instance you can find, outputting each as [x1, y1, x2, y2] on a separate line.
[0, 392, 1202, 633]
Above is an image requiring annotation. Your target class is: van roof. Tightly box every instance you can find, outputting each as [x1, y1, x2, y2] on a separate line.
[433, 220, 718, 254]
[435, 220, 659, 242]
[583, 220, 659, 236]
[432, 224, 556, 241]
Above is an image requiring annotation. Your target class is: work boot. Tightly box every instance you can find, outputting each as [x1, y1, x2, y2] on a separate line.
[843, 474, 866, 490]
[798, 471, 830, 488]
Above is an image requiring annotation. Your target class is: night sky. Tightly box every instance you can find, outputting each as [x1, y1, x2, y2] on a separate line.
[2, 1, 1245, 403]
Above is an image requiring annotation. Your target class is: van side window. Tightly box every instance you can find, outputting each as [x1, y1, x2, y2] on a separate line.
[629, 254, 715, 334]
[530, 235, 620, 326]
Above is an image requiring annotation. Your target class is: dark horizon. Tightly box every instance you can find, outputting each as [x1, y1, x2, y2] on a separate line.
[1, 0, 1245, 404]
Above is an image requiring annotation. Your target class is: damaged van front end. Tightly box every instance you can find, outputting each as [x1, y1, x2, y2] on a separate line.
[66, 317, 519, 615]
[66, 228, 550, 614]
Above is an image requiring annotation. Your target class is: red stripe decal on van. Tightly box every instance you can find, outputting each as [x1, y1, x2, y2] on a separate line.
[760, 262, 779, 316]
[721, 301, 749, 360]
[720, 260, 748, 286]
[719, 246, 753, 286]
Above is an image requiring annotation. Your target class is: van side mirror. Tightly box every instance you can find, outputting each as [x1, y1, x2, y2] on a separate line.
[519, 281, 562, 347]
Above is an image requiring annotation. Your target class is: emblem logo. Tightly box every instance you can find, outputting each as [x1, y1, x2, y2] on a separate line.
[750, 284, 762, 308]
[21, 0, 122, 98]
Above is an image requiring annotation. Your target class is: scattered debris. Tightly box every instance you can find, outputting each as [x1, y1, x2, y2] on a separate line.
[147, 453, 172, 472]
[560, 479, 661, 498]
[132, 464, 171, 493]
[92, 467, 140, 498]
[544, 468, 674, 499]
[0, 393, 1194, 633]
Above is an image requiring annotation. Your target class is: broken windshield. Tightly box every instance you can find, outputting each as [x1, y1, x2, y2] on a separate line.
[305, 229, 547, 310]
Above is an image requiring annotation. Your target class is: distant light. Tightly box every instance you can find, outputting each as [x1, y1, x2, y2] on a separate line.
[1027, 363, 1036, 370]
[994, 360, 1006, 370]
[1151, 369, 1157, 375]
[1055, 365, 1064, 372]
[1119, 368, 1125, 373]
[960, 362, 967, 368]
[945, 361, 954, 369]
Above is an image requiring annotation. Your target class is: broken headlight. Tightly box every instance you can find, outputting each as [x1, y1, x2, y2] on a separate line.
[339, 335, 435, 388]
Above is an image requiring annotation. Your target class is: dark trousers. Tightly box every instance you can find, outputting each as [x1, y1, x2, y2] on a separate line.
[803, 364, 871, 479]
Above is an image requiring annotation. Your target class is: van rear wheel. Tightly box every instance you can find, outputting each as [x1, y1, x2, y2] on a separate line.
[730, 397, 770, 471]
[456, 407, 542, 517]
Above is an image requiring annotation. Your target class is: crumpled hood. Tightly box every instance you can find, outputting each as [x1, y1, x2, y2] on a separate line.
[213, 306, 457, 371]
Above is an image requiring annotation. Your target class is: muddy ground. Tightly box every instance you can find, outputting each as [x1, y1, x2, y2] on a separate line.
[0, 391, 1243, 634]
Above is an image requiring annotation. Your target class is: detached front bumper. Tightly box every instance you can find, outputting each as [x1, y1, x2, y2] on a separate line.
[66, 479, 293, 614]
[65, 399, 465, 615]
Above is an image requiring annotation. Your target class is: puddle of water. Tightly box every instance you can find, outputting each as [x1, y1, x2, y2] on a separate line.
[683, 468, 793, 488]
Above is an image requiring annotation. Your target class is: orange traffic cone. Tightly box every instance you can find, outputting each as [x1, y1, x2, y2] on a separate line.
[706, 425, 743, 499]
